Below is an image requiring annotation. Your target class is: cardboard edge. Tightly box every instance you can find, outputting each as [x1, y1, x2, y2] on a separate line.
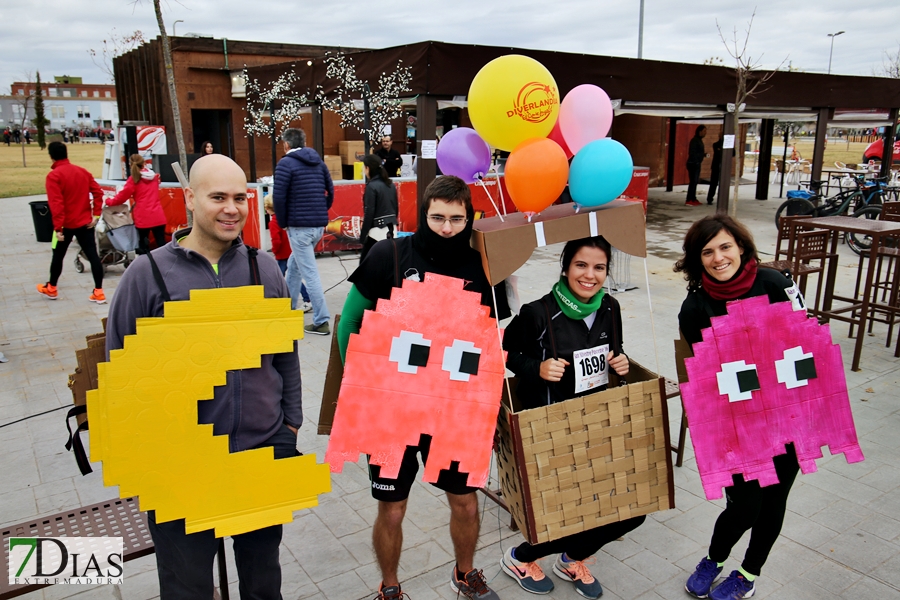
[657, 376, 677, 509]
[509, 410, 539, 544]
[317, 314, 343, 436]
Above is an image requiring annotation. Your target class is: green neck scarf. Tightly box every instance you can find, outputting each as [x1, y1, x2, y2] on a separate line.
[552, 277, 605, 320]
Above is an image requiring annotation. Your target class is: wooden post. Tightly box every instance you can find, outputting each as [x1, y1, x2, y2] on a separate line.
[880, 107, 898, 177]
[312, 103, 324, 158]
[416, 95, 438, 214]
[716, 111, 735, 214]
[811, 107, 833, 184]
[248, 132, 257, 183]
[755, 118, 774, 200]
[666, 118, 677, 192]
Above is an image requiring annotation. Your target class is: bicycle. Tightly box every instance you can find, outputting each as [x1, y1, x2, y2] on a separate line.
[774, 174, 883, 229]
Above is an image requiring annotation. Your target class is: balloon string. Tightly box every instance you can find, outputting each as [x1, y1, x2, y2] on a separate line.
[492, 167, 508, 216]
[477, 177, 505, 223]
[642, 257, 661, 376]
[491, 283, 514, 414]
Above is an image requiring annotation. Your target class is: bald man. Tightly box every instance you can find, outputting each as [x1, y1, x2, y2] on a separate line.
[106, 155, 303, 600]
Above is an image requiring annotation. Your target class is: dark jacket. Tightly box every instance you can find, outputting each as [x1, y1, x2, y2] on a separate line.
[374, 146, 403, 177]
[504, 291, 624, 409]
[687, 135, 706, 166]
[106, 231, 303, 452]
[273, 148, 334, 228]
[678, 267, 792, 346]
[360, 177, 398, 241]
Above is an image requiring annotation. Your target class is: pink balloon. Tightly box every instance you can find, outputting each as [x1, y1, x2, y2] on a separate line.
[547, 120, 573, 159]
[558, 84, 613, 155]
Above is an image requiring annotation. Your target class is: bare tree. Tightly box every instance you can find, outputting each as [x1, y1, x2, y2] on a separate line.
[717, 9, 785, 216]
[89, 28, 146, 83]
[877, 44, 900, 79]
[151, 0, 188, 184]
[12, 72, 35, 167]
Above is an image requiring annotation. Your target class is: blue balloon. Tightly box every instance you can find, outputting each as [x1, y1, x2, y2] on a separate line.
[568, 139, 634, 207]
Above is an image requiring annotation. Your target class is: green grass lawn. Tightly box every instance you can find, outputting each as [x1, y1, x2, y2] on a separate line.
[0, 143, 106, 199]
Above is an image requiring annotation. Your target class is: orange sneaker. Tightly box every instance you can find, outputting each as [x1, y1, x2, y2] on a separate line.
[89, 289, 106, 304]
[37, 283, 58, 299]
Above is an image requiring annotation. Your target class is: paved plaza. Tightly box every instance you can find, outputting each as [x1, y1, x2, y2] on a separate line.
[1, 180, 899, 600]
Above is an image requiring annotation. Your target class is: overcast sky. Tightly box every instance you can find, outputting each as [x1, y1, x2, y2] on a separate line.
[2, 0, 898, 93]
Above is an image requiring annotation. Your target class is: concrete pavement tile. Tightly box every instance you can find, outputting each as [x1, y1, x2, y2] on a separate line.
[762, 579, 842, 600]
[866, 490, 900, 519]
[397, 539, 454, 581]
[0, 486, 37, 522]
[37, 451, 84, 486]
[623, 549, 683, 584]
[31, 477, 77, 500]
[815, 530, 897, 574]
[655, 501, 723, 546]
[780, 513, 839, 549]
[809, 498, 872, 533]
[877, 552, 900, 590]
[799, 560, 862, 596]
[316, 569, 370, 600]
[786, 480, 851, 518]
[857, 462, 900, 493]
[843, 575, 900, 600]
[583, 550, 654, 598]
[628, 519, 698, 563]
[0, 448, 40, 491]
[802, 466, 883, 506]
[117, 568, 160, 600]
[36, 490, 82, 515]
[857, 513, 900, 543]
[311, 496, 369, 538]
[339, 528, 377, 566]
[760, 539, 823, 585]
[600, 534, 644, 562]
[282, 513, 359, 583]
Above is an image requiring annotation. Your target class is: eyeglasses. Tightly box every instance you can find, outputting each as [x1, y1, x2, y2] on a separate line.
[427, 215, 468, 227]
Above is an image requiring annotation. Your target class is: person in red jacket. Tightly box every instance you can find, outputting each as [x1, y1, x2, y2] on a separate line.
[264, 195, 311, 312]
[107, 154, 167, 254]
[37, 142, 106, 303]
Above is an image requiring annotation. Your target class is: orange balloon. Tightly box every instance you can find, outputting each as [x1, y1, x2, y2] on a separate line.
[504, 138, 569, 216]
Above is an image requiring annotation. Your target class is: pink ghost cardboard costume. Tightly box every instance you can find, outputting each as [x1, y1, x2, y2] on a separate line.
[680, 296, 864, 500]
[325, 273, 506, 487]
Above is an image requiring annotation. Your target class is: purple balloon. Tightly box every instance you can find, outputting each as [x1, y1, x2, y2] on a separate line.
[436, 127, 492, 183]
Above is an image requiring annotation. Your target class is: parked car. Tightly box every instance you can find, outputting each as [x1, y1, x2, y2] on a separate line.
[862, 123, 900, 163]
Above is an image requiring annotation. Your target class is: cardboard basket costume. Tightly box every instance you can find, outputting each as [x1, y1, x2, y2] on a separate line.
[496, 362, 675, 545]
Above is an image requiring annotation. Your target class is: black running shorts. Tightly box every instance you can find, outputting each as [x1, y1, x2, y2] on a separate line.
[368, 434, 479, 502]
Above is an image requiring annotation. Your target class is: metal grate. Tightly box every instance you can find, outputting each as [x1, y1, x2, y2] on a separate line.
[0, 497, 153, 600]
[606, 248, 638, 293]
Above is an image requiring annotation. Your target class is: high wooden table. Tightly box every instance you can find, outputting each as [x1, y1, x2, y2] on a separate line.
[795, 215, 900, 371]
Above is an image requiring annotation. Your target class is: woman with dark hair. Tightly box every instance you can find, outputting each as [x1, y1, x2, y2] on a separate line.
[107, 154, 167, 254]
[499, 236, 643, 600]
[359, 153, 398, 261]
[686, 125, 708, 206]
[675, 214, 800, 600]
[200, 141, 215, 155]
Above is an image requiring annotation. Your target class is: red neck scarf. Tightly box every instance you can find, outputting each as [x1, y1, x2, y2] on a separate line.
[701, 258, 758, 300]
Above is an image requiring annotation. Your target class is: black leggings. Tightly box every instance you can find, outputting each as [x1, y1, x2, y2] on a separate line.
[708, 445, 800, 576]
[137, 225, 167, 254]
[514, 515, 646, 563]
[50, 226, 103, 289]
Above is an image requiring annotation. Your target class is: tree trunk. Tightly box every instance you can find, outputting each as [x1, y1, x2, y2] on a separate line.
[153, 0, 191, 224]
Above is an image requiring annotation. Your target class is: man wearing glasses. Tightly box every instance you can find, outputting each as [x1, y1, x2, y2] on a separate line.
[337, 175, 502, 600]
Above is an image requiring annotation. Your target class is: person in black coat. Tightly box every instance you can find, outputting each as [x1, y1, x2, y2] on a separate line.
[359, 154, 398, 262]
[500, 236, 644, 599]
[706, 135, 724, 205]
[374, 135, 403, 177]
[686, 125, 708, 206]
[675, 215, 800, 600]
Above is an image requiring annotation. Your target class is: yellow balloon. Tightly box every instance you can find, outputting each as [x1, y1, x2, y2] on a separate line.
[468, 55, 560, 151]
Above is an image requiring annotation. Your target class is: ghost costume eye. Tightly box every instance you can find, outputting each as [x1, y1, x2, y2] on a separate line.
[389, 330, 432, 374]
[716, 360, 760, 402]
[775, 346, 817, 389]
[441, 339, 482, 381]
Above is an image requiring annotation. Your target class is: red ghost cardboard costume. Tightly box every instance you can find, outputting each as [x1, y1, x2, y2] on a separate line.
[326, 273, 506, 488]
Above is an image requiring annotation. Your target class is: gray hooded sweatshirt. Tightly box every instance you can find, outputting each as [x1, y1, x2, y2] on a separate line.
[105, 230, 303, 452]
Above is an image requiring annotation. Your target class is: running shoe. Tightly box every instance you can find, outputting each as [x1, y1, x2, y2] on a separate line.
[304, 322, 330, 335]
[89, 289, 106, 304]
[450, 567, 500, 599]
[373, 584, 407, 600]
[552, 554, 603, 599]
[686, 200, 702, 206]
[500, 546, 554, 594]
[300, 301, 313, 313]
[685, 556, 724, 598]
[709, 571, 755, 600]
[36, 283, 58, 299]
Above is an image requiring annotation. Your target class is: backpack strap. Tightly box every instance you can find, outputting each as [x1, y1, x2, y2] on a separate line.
[247, 246, 262, 285]
[64, 405, 92, 476]
[146, 251, 171, 302]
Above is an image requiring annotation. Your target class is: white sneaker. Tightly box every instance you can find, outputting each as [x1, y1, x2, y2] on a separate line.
[301, 301, 313, 313]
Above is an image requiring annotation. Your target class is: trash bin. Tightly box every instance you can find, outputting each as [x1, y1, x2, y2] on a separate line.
[29, 200, 54, 243]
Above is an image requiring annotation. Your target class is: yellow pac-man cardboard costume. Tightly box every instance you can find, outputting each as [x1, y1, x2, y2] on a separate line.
[88, 286, 331, 537]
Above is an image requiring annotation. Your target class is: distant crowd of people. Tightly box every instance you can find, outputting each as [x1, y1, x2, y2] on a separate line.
[2, 128, 32, 145]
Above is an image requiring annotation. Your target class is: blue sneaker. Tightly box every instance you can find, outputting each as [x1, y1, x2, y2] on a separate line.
[709, 571, 755, 600]
[500, 546, 554, 594]
[685, 557, 723, 598]
[552, 554, 603, 599]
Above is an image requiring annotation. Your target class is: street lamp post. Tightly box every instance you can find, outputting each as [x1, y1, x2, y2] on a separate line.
[172, 19, 184, 36]
[827, 31, 844, 74]
[637, 0, 645, 59]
